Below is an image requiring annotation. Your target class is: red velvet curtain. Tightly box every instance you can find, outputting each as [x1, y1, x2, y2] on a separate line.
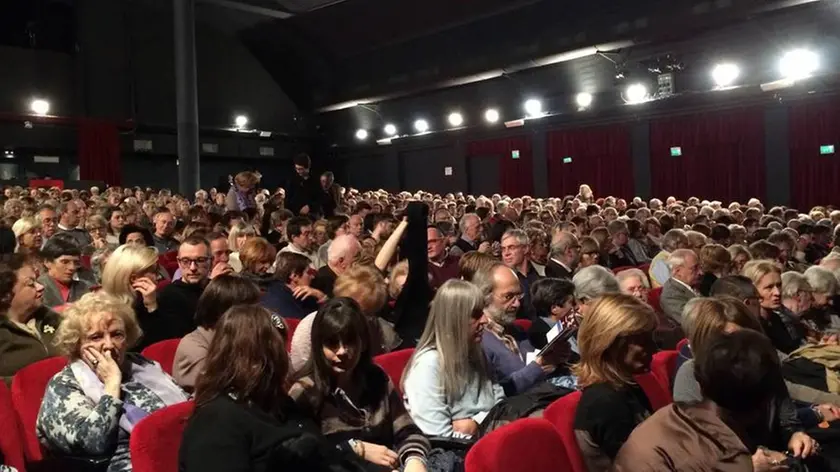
[789, 99, 840, 210]
[649, 107, 765, 203]
[466, 135, 533, 196]
[78, 120, 122, 186]
[546, 124, 634, 199]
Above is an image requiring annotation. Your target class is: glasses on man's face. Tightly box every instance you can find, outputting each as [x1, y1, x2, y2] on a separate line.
[177, 257, 211, 268]
[501, 244, 524, 253]
[497, 291, 524, 303]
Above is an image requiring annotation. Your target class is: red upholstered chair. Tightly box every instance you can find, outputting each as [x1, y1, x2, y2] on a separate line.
[11, 356, 68, 463]
[543, 391, 586, 472]
[647, 286, 663, 313]
[130, 401, 195, 472]
[650, 350, 680, 392]
[0, 382, 26, 472]
[156, 279, 171, 292]
[158, 252, 179, 278]
[283, 318, 300, 348]
[676, 338, 689, 353]
[80, 254, 92, 269]
[373, 348, 415, 396]
[634, 371, 672, 411]
[611, 266, 635, 275]
[141, 339, 181, 375]
[465, 418, 571, 472]
[513, 319, 532, 332]
[637, 262, 651, 275]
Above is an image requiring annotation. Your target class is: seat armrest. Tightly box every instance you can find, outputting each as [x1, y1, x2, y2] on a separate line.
[428, 435, 474, 451]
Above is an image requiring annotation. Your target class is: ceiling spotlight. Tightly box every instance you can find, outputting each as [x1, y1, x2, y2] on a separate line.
[234, 115, 248, 128]
[780, 49, 818, 80]
[355, 129, 368, 141]
[576, 92, 593, 109]
[30, 99, 50, 116]
[448, 112, 464, 127]
[625, 83, 649, 104]
[484, 108, 500, 123]
[414, 119, 429, 133]
[524, 99, 543, 118]
[384, 124, 397, 136]
[712, 63, 740, 88]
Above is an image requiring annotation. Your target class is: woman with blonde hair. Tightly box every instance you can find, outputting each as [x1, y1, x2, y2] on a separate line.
[227, 222, 257, 273]
[572, 293, 658, 471]
[237, 237, 277, 288]
[741, 259, 801, 354]
[11, 217, 42, 255]
[402, 279, 504, 438]
[37, 292, 187, 471]
[225, 171, 260, 212]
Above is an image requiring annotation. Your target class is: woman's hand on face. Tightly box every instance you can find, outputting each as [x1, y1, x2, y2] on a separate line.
[452, 418, 479, 437]
[83, 347, 122, 396]
[92, 238, 107, 249]
[132, 277, 158, 311]
[359, 442, 398, 468]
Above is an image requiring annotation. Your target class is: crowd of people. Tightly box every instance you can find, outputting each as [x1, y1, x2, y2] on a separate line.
[2, 151, 840, 471]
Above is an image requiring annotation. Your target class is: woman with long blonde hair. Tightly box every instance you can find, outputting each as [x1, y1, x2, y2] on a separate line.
[572, 293, 658, 472]
[401, 279, 504, 439]
[742, 259, 800, 354]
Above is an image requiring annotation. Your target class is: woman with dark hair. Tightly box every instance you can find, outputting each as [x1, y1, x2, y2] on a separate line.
[118, 225, 155, 248]
[262, 252, 325, 320]
[290, 298, 429, 472]
[173, 275, 262, 391]
[180, 304, 362, 472]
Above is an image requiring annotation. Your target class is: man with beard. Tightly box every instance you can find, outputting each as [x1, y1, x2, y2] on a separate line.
[479, 264, 560, 395]
[285, 153, 321, 216]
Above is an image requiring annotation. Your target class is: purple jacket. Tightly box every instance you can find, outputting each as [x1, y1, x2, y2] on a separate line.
[481, 331, 544, 395]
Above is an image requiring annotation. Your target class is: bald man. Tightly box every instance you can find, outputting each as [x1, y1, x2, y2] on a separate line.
[311, 234, 361, 297]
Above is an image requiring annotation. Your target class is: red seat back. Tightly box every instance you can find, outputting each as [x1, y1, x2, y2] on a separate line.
[159, 252, 179, 278]
[373, 348, 415, 396]
[11, 356, 67, 462]
[141, 339, 181, 375]
[465, 418, 571, 472]
[284, 318, 300, 348]
[647, 286, 663, 313]
[676, 338, 689, 353]
[0, 382, 26, 472]
[156, 279, 171, 292]
[512, 319, 532, 332]
[650, 350, 680, 392]
[612, 266, 635, 275]
[634, 371, 672, 411]
[543, 391, 587, 472]
[80, 255, 92, 269]
[129, 401, 195, 472]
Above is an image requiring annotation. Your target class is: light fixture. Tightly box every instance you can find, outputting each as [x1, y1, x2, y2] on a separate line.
[779, 49, 818, 80]
[625, 83, 649, 104]
[524, 99, 543, 118]
[384, 123, 397, 136]
[30, 99, 50, 116]
[484, 108, 500, 123]
[355, 129, 368, 141]
[575, 92, 593, 109]
[414, 119, 429, 133]
[234, 115, 248, 128]
[711, 63, 740, 87]
[448, 112, 464, 127]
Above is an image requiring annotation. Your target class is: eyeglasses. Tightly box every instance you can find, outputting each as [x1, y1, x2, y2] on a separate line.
[497, 292, 524, 303]
[177, 257, 211, 267]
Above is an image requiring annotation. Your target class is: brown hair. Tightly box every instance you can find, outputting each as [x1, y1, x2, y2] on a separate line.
[194, 275, 261, 329]
[194, 304, 289, 415]
[458, 251, 500, 282]
[274, 252, 311, 283]
[238, 237, 277, 272]
[686, 297, 763, 357]
[699, 243, 731, 274]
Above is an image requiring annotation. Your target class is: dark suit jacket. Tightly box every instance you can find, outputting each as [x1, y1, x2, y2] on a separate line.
[545, 260, 573, 280]
[37, 274, 93, 308]
[660, 278, 697, 324]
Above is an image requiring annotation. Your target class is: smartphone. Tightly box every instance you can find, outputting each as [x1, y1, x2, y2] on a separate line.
[538, 325, 577, 358]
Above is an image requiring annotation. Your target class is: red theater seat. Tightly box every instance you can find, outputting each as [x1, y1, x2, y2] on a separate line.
[612, 266, 635, 275]
[513, 319, 532, 332]
[11, 356, 67, 463]
[465, 418, 571, 472]
[650, 350, 680, 392]
[648, 286, 663, 313]
[130, 401, 195, 472]
[141, 339, 181, 375]
[0, 382, 26, 472]
[284, 317, 300, 347]
[635, 371, 672, 411]
[543, 392, 587, 472]
[373, 348, 415, 396]
[676, 338, 689, 353]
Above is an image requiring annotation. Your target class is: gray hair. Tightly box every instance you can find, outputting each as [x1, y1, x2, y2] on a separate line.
[660, 228, 688, 252]
[327, 234, 360, 264]
[501, 229, 529, 246]
[616, 268, 650, 289]
[680, 297, 705, 340]
[550, 231, 578, 259]
[572, 265, 619, 301]
[804, 266, 838, 296]
[666, 249, 696, 272]
[781, 271, 812, 300]
[458, 213, 480, 234]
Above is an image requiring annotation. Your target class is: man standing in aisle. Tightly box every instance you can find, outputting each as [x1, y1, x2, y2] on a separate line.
[285, 153, 322, 216]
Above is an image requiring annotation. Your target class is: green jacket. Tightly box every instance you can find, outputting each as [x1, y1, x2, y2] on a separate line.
[0, 306, 62, 385]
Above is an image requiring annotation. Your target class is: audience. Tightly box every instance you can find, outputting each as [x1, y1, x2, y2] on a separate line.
[616, 268, 650, 303]
[262, 252, 325, 319]
[660, 248, 701, 323]
[742, 260, 801, 354]
[38, 236, 94, 307]
[311, 234, 360, 297]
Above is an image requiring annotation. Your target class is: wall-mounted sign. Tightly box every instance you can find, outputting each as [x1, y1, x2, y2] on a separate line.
[563, 157, 573, 164]
[820, 144, 835, 155]
[444, 166, 453, 176]
[511, 149, 520, 159]
[670, 146, 682, 157]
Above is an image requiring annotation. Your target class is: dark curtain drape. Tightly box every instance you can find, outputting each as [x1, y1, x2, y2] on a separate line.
[546, 124, 634, 199]
[78, 120, 122, 186]
[649, 107, 765, 203]
[789, 99, 840, 210]
[466, 135, 533, 196]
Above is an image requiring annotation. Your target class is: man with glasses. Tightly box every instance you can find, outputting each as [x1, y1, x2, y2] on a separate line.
[661, 249, 702, 324]
[501, 229, 542, 319]
[546, 231, 580, 280]
[449, 213, 484, 257]
[56, 200, 91, 247]
[37, 236, 93, 308]
[171, 232, 233, 282]
[279, 216, 321, 268]
[427, 225, 459, 290]
[156, 236, 220, 337]
[606, 220, 638, 269]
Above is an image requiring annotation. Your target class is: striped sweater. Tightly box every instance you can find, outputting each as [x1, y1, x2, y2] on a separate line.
[289, 365, 430, 466]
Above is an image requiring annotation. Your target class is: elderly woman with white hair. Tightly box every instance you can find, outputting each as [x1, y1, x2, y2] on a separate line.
[616, 268, 649, 303]
[572, 265, 620, 317]
[11, 217, 42, 256]
[803, 266, 840, 331]
[36, 292, 188, 472]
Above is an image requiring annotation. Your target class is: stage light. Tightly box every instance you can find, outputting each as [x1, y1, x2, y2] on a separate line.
[414, 119, 429, 133]
[576, 92, 593, 109]
[712, 63, 740, 87]
[625, 83, 648, 104]
[355, 129, 368, 141]
[234, 115, 248, 128]
[448, 112, 464, 127]
[484, 108, 500, 123]
[384, 124, 397, 136]
[30, 99, 50, 116]
[524, 99, 543, 118]
[780, 49, 818, 80]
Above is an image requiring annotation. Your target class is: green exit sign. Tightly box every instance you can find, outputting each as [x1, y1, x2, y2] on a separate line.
[511, 149, 520, 159]
[563, 157, 573, 164]
[670, 146, 682, 157]
[821, 145, 835, 155]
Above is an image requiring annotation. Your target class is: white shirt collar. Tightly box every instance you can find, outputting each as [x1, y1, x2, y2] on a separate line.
[672, 277, 696, 294]
[550, 258, 571, 272]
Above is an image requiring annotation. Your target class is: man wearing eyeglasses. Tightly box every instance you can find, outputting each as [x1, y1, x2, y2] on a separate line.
[500, 229, 542, 319]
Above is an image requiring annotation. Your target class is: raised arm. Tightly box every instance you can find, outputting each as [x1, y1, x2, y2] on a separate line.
[375, 217, 408, 272]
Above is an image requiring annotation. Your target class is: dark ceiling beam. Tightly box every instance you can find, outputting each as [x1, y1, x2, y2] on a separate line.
[198, 0, 293, 19]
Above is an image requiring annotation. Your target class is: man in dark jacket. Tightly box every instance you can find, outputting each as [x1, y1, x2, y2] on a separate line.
[318, 171, 341, 218]
[285, 153, 322, 216]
